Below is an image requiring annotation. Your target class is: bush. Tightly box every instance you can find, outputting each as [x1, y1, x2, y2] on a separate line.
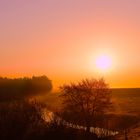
[0, 100, 46, 140]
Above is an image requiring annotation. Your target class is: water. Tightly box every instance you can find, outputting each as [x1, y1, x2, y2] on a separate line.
[43, 110, 119, 138]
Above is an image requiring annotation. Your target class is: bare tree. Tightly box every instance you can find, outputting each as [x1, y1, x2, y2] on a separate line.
[60, 78, 112, 133]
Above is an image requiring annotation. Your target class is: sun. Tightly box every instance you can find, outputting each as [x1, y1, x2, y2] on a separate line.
[95, 55, 112, 72]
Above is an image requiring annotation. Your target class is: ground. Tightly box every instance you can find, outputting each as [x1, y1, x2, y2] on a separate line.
[39, 89, 140, 140]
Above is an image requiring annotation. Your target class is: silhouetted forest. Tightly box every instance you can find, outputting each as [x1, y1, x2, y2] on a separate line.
[0, 76, 52, 101]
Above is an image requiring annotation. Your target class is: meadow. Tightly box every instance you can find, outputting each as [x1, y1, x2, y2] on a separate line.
[41, 88, 140, 115]
[41, 88, 140, 139]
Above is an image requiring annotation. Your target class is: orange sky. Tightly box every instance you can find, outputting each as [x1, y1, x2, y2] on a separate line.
[0, 0, 140, 90]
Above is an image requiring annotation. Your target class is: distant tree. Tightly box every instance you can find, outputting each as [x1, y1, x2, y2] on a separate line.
[60, 78, 112, 133]
[31, 75, 52, 94]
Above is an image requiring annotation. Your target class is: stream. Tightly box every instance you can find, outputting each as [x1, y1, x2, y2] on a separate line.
[43, 110, 119, 138]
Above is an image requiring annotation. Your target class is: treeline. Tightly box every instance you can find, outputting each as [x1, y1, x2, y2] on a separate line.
[0, 76, 52, 101]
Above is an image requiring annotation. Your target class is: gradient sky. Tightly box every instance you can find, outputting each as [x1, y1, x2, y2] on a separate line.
[0, 0, 140, 89]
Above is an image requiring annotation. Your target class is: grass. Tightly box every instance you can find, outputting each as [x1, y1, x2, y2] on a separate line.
[0, 88, 140, 139]
[39, 88, 140, 116]
[39, 88, 140, 139]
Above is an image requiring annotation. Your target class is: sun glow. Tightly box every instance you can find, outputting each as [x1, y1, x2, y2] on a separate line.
[95, 55, 112, 72]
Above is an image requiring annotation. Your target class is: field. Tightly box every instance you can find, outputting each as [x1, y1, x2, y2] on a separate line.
[3, 87, 139, 139]
[111, 88, 140, 139]
[40, 88, 140, 115]
[111, 88, 140, 115]
[40, 88, 140, 139]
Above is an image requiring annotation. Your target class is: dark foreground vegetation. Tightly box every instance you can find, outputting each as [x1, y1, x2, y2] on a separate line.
[0, 76, 140, 140]
[0, 99, 139, 140]
[0, 100, 113, 140]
